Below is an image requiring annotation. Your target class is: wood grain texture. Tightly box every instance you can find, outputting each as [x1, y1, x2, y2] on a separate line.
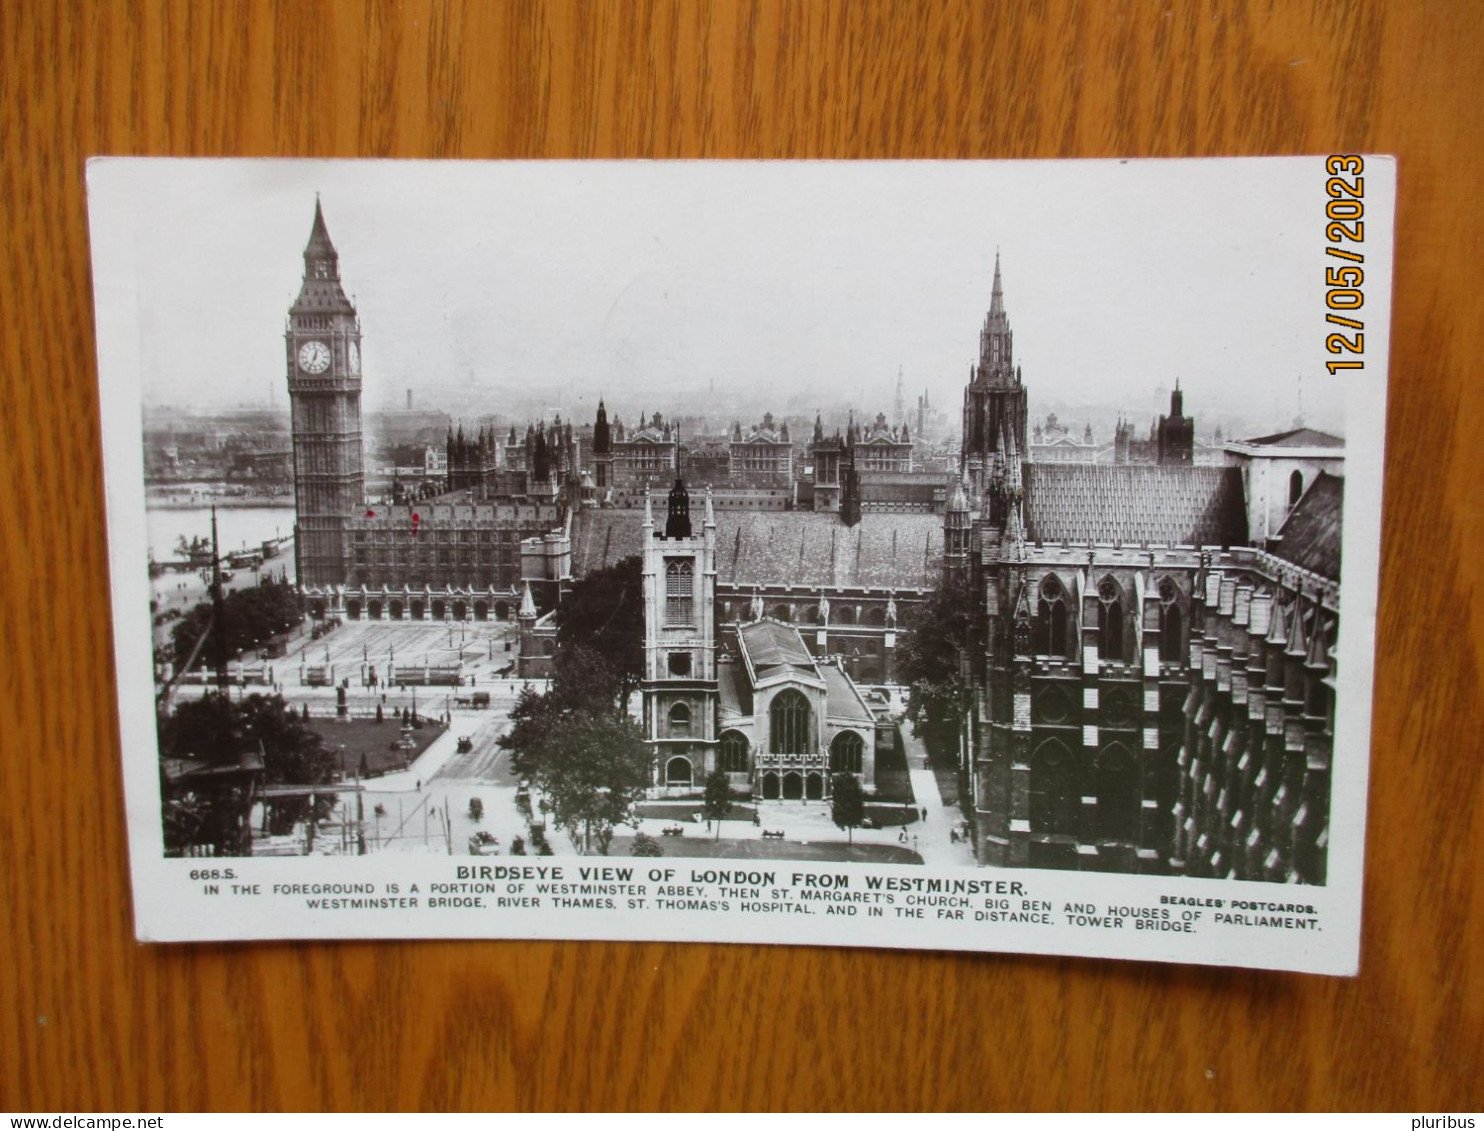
[2, 0, 1480, 1112]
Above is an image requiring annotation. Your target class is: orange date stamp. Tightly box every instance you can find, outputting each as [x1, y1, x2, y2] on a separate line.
[1324, 154, 1366, 373]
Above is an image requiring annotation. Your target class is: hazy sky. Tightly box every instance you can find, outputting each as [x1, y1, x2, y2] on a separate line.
[90, 158, 1370, 433]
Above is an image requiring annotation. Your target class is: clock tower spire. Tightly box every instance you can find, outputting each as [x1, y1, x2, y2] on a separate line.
[287, 198, 364, 588]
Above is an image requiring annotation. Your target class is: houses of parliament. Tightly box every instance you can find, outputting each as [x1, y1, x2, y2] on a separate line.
[286, 202, 1342, 883]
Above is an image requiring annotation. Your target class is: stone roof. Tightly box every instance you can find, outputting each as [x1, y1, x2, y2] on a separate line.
[1023, 464, 1248, 546]
[1237, 427, 1345, 449]
[1271, 471, 1343, 580]
[571, 506, 943, 590]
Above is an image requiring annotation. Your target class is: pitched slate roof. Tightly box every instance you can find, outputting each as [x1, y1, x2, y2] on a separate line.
[738, 619, 819, 679]
[1023, 464, 1248, 546]
[820, 664, 876, 724]
[571, 507, 943, 590]
[1271, 471, 1343, 580]
[717, 661, 753, 719]
[1238, 427, 1344, 448]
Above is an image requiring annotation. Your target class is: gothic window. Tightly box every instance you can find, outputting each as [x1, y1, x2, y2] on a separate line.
[718, 730, 749, 773]
[1098, 577, 1126, 663]
[830, 731, 864, 774]
[665, 558, 694, 626]
[668, 702, 691, 737]
[770, 690, 812, 756]
[1030, 740, 1080, 836]
[665, 757, 693, 786]
[1289, 469, 1305, 509]
[1159, 601, 1183, 663]
[1095, 743, 1140, 842]
[1034, 575, 1069, 657]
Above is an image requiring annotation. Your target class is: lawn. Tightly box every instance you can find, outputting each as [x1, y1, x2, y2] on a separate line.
[608, 835, 923, 865]
[307, 717, 445, 777]
[636, 800, 760, 823]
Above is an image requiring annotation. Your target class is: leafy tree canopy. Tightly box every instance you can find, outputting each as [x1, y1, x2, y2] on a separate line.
[897, 568, 976, 752]
[631, 832, 664, 857]
[702, 769, 737, 838]
[159, 691, 338, 852]
[171, 579, 304, 668]
[534, 712, 654, 855]
[829, 771, 866, 841]
[554, 554, 643, 709]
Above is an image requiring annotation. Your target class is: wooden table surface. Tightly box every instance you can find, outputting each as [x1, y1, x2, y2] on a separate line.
[2, 0, 1480, 1112]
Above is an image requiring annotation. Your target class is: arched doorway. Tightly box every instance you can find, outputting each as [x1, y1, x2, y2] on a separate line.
[410, 599, 425, 620]
[452, 601, 467, 621]
[473, 601, 489, 621]
[309, 599, 327, 619]
[389, 600, 404, 620]
[494, 600, 510, 621]
[431, 599, 446, 621]
[762, 772, 780, 800]
[805, 772, 824, 800]
[782, 771, 804, 800]
[367, 600, 383, 620]
[666, 757, 693, 788]
[346, 599, 362, 620]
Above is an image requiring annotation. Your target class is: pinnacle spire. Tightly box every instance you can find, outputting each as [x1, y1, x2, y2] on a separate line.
[989, 249, 1003, 317]
[305, 196, 337, 259]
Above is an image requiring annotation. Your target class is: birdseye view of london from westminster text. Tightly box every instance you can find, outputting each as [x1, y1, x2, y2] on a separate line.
[127, 162, 1357, 893]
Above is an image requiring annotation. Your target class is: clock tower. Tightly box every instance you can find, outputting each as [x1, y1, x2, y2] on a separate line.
[286, 199, 364, 588]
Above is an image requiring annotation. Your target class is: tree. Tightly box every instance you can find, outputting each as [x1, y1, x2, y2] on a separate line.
[170, 578, 304, 669]
[534, 712, 654, 855]
[631, 832, 664, 857]
[702, 768, 737, 840]
[159, 691, 339, 850]
[896, 568, 977, 756]
[830, 772, 866, 843]
[498, 645, 620, 778]
[554, 554, 644, 711]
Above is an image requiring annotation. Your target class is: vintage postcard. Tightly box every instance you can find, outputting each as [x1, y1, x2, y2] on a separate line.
[87, 158, 1393, 972]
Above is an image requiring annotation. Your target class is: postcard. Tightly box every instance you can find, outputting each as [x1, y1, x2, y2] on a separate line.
[87, 157, 1393, 972]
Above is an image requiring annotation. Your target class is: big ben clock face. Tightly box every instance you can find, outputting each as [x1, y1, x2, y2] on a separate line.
[297, 340, 331, 374]
[348, 341, 360, 375]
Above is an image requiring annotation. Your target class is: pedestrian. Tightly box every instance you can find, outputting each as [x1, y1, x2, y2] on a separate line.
[921, 807, 928, 821]
[416, 779, 421, 792]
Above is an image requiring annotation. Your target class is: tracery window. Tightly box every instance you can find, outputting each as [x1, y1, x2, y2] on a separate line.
[830, 731, 864, 773]
[665, 558, 694, 626]
[1098, 577, 1126, 663]
[668, 702, 691, 737]
[1034, 575, 1069, 656]
[770, 690, 811, 756]
[718, 730, 749, 773]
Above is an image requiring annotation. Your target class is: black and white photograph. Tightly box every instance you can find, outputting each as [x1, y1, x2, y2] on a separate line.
[88, 158, 1393, 970]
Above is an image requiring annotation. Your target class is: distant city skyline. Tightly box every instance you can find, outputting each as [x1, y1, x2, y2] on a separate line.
[97, 159, 1347, 435]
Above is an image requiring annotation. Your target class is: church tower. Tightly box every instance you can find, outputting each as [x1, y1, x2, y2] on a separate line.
[593, 399, 613, 495]
[287, 199, 364, 588]
[642, 483, 719, 791]
[1156, 380, 1195, 465]
[962, 253, 1028, 498]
